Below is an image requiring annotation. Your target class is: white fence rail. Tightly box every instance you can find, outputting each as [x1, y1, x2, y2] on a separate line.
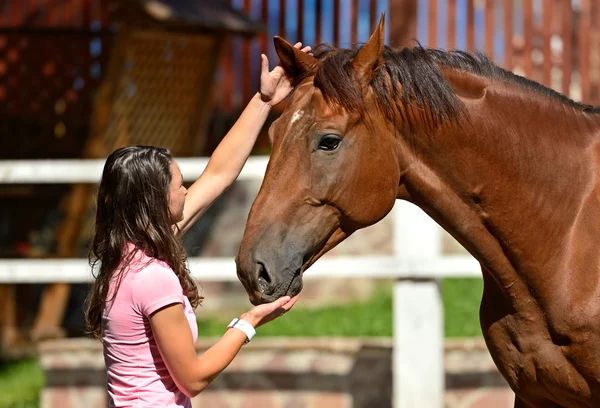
[0, 157, 483, 408]
[0, 255, 480, 283]
[0, 157, 270, 183]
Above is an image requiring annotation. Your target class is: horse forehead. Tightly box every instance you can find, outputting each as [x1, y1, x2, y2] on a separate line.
[290, 109, 305, 125]
[279, 84, 315, 125]
[311, 88, 342, 120]
[293, 81, 316, 109]
[286, 78, 337, 114]
[277, 83, 343, 135]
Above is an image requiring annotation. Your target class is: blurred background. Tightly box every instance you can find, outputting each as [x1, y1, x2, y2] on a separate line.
[0, 0, 598, 407]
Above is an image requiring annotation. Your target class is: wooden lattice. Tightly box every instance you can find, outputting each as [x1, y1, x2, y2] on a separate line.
[0, 32, 112, 159]
[102, 29, 218, 157]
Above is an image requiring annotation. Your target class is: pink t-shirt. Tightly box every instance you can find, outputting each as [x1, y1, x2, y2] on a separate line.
[102, 247, 198, 408]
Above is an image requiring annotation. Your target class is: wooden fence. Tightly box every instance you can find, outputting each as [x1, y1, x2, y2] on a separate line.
[418, 0, 600, 104]
[3, 1, 599, 112]
[216, 0, 415, 110]
[218, 0, 600, 109]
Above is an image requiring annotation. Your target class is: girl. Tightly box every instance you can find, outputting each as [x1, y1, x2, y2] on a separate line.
[85, 43, 309, 407]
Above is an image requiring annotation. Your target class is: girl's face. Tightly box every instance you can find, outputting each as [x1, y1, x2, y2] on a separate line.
[168, 160, 187, 223]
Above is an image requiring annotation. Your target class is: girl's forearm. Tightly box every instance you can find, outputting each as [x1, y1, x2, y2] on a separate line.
[192, 328, 248, 390]
[175, 93, 273, 235]
[204, 92, 272, 184]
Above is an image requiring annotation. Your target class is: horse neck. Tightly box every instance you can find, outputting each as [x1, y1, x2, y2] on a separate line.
[396, 74, 600, 284]
[447, 74, 600, 195]
[402, 70, 600, 199]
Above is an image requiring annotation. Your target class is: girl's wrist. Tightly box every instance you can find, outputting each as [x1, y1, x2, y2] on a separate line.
[256, 92, 274, 109]
[239, 312, 259, 328]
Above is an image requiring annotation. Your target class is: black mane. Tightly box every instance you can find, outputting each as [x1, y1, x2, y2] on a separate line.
[304, 44, 600, 129]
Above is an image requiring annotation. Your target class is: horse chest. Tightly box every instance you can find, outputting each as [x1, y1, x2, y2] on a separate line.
[480, 287, 600, 406]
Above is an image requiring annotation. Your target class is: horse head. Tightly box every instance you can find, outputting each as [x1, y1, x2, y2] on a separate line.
[236, 15, 402, 305]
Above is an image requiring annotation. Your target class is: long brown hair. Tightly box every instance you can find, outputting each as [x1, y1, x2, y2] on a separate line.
[85, 145, 201, 339]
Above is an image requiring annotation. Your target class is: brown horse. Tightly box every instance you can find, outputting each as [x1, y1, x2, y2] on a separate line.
[235, 14, 600, 408]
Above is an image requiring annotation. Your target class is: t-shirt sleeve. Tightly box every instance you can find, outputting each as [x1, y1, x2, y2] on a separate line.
[132, 263, 184, 317]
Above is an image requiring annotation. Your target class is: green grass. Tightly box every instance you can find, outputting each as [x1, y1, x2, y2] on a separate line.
[442, 278, 483, 338]
[0, 278, 484, 407]
[198, 285, 395, 337]
[0, 359, 43, 408]
[197, 278, 484, 338]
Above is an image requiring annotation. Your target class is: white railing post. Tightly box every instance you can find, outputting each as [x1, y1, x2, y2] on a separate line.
[392, 200, 444, 408]
[393, 278, 443, 407]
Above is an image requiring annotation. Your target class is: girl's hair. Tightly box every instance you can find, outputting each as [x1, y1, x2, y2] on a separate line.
[85, 145, 201, 339]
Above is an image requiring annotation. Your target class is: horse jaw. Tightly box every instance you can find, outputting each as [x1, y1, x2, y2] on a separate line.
[301, 227, 352, 273]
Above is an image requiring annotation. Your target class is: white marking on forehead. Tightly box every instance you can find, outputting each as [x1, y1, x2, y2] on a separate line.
[290, 109, 304, 126]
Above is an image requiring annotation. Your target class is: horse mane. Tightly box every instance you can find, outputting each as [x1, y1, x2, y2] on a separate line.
[304, 44, 600, 129]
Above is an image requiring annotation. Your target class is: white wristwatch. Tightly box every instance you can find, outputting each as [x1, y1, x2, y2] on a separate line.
[227, 318, 256, 344]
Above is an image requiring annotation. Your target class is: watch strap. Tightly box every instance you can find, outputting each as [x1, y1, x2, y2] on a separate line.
[227, 318, 256, 344]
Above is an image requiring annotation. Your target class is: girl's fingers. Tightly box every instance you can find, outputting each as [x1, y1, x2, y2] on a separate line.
[255, 294, 299, 322]
[281, 294, 300, 311]
[270, 296, 295, 314]
[267, 296, 291, 313]
[278, 295, 292, 305]
[261, 54, 269, 73]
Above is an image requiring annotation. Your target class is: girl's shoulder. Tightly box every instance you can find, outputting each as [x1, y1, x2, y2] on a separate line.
[124, 244, 172, 274]
[133, 258, 176, 282]
[130, 259, 184, 315]
[122, 242, 171, 272]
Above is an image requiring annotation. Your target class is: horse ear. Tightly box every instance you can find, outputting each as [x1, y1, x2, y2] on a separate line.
[274, 36, 318, 80]
[352, 12, 385, 82]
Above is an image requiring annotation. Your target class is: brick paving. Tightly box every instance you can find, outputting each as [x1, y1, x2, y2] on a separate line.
[38, 337, 516, 408]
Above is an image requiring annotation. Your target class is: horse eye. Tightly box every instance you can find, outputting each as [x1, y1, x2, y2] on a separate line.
[318, 135, 341, 151]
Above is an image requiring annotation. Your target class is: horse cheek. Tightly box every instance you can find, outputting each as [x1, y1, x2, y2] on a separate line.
[345, 158, 399, 228]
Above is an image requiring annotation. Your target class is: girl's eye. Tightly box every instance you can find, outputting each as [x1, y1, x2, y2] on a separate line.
[318, 135, 341, 151]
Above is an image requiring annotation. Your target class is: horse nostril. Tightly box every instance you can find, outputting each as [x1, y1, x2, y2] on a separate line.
[257, 262, 271, 293]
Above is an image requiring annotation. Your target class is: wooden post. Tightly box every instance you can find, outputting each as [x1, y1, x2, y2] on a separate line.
[392, 200, 444, 407]
[388, 0, 417, 48]
[467, 0, 475, 51]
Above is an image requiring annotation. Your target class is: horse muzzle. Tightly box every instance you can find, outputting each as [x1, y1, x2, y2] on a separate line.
[235, 255, 304, 305]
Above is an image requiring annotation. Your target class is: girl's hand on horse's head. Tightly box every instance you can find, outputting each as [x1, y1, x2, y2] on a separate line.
[259, 42, 312, 108]
[241, 294, 300, 328]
